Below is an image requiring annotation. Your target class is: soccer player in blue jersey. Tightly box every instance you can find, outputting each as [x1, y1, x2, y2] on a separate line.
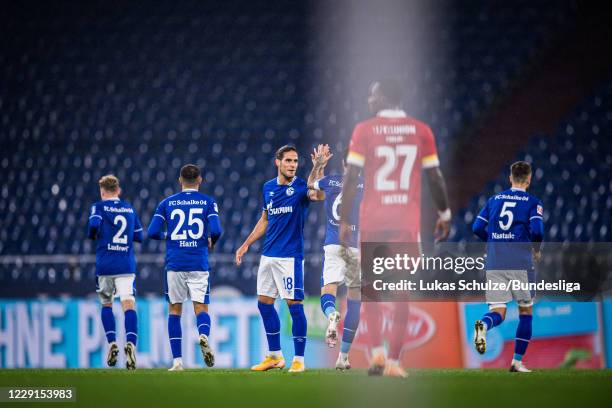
[235, 145, 326, 373]
[308, 148, 364, 370]
[148, 164, 222, 371]
[87, 175, 142, 370]
[472, 161, 544, 373]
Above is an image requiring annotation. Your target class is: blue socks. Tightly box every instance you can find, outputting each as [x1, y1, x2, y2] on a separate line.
[102, 306, 138, 346]
[514, 314, 533, 361]
[320, 294, 336, 318]
[258, 302, 281, 352]
[258, 302, 307, 359]
[167, 312, 211, 362]
[481, 311, 503, 330]
[168, 314, 182, 359]
[289, 303, 307, 358]
[341, 299, 361, 353]
[101, 306, 116, 343]
[124, 309, 138, 346]
[196, 312, 211, 337]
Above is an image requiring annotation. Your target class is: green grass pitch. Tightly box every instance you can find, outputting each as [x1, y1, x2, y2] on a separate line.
[0, 369, 611, 408]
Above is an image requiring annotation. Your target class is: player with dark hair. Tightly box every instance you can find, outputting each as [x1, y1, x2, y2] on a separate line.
[235, 145, 326, 373]
[340, 79, 451, 377]
[308, 146, 364, 370]
[472, 161, 544, 373]
[88, 174, 142, 370]
[148, 164, 223, 371]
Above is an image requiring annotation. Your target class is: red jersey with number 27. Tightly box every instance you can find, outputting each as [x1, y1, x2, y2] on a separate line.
[346, 109, 440, 242]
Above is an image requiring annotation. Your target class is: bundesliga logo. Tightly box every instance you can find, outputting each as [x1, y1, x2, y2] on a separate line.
[286, 187, 294, 196]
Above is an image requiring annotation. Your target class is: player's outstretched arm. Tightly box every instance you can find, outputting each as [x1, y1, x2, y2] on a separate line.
[339, 164, 360, 247]
[425, 167, 451, 242]
[235, 210, 268, 266]
[307, 144, 332, 201]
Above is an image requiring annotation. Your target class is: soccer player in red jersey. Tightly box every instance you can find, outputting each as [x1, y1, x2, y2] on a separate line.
[339, 79, 451, 377]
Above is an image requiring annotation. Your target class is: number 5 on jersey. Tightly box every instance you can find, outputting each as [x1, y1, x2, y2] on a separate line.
[499, 201, 517, 230]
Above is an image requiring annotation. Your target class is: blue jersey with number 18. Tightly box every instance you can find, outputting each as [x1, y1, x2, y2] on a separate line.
[149, 189, 220, 272]
[88, 199, 143, 276]
[473, 188, 544, 270]
[262, 177, 310, 258]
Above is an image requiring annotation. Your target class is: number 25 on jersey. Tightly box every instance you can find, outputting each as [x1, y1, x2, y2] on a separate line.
[170, 208, 204, 240]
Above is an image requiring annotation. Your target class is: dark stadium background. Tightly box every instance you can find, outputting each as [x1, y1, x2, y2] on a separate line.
[1, 0, 612, 379]
[2, 0, 610, 298]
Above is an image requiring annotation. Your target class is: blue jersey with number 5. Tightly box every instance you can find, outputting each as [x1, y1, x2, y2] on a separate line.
[88, 199, 143, 276]
[473, 188, 544, 270]
[149, 189, 221, 272]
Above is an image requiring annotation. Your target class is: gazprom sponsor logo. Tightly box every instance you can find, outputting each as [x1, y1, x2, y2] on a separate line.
[268, 206, 293, 215]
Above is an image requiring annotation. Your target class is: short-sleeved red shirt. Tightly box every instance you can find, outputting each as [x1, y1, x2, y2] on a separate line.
[347, 109, 439, 242]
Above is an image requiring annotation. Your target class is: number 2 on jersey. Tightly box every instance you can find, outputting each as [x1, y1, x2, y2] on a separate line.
[170, 208, 204, 240]
[375, 144, 417, 191]
[112, 215, 128, 244]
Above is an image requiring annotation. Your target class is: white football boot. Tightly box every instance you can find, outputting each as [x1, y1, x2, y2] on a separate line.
[124, 342, 136, 370]
[168, 358, 184, 371]
[106, 342, 119, 367]
[199, 334, 215, 367]
[473, 320, 487, 355]
[509, 359, 532, 373]
[325, 311, 341, 348]
[335, 353, 351, 371]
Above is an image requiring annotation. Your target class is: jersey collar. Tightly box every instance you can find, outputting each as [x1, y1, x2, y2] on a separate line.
[377, 109, 407, 118]
[510, 187, 526, 192]
[277, 176, 296, 186]
[182, 188, 198, 192]
[103, 197, 120, 201]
